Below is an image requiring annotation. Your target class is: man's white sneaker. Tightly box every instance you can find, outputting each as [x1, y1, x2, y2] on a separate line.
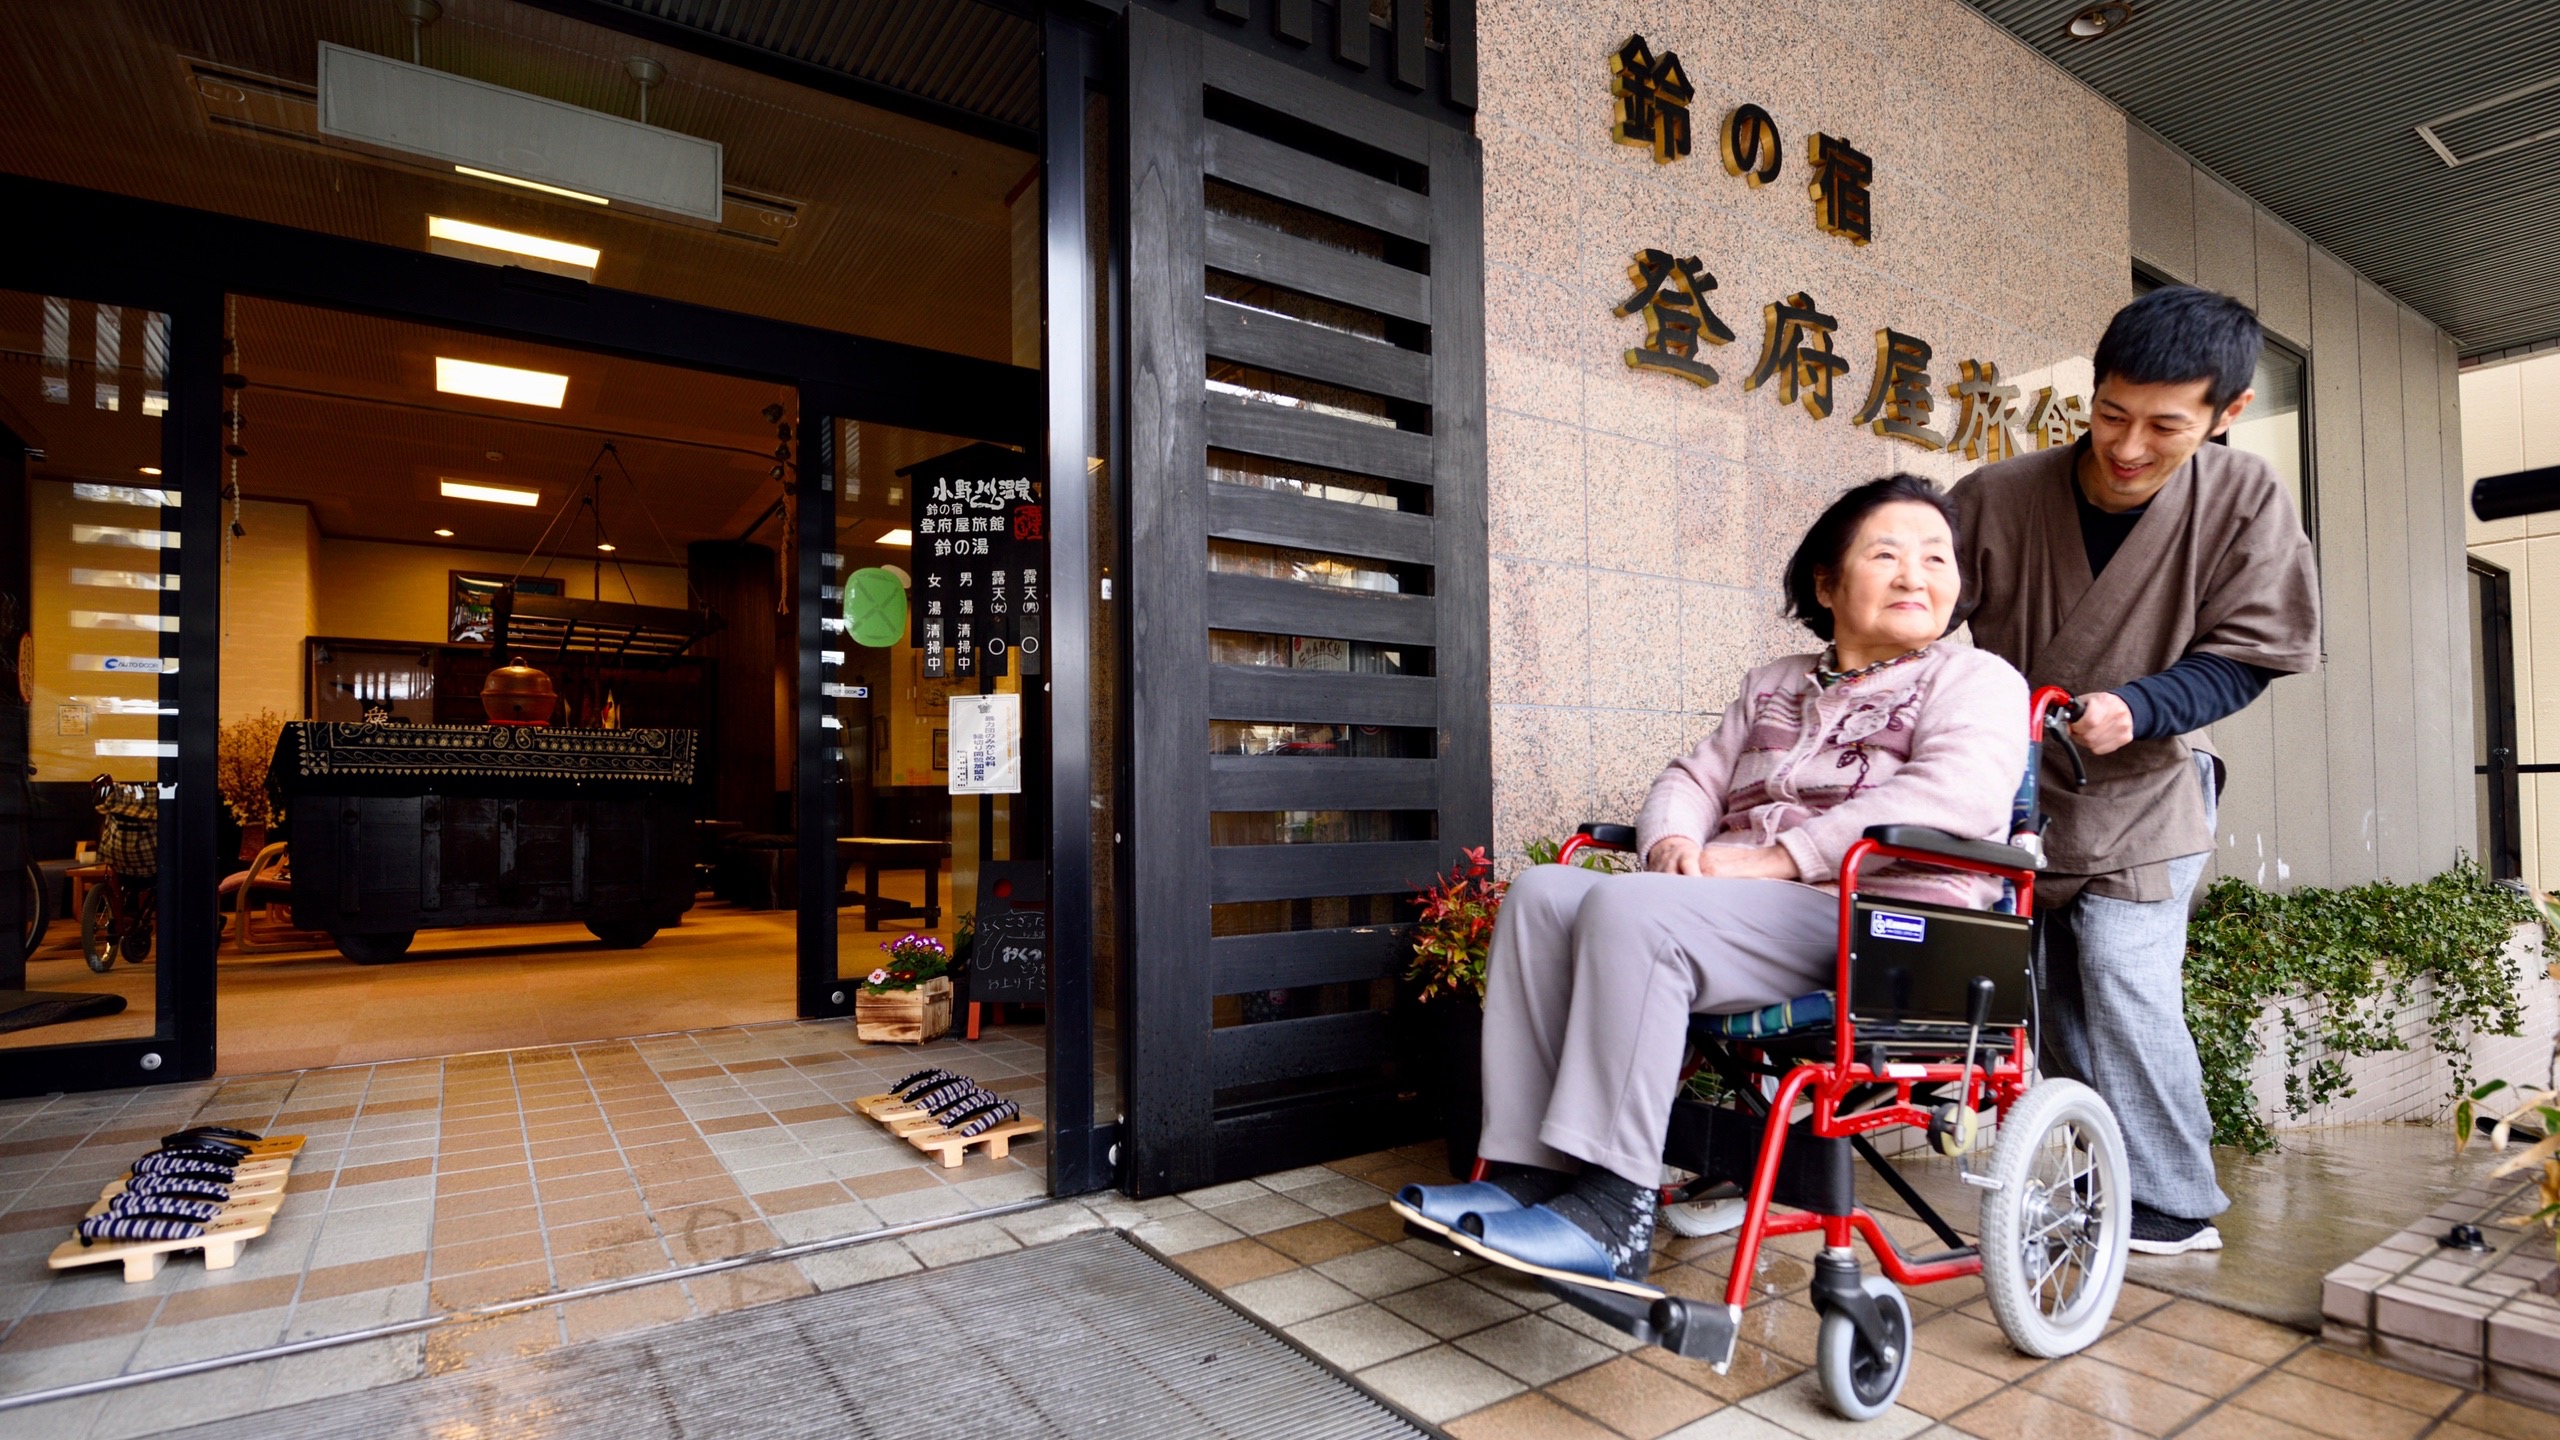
[1660, 1196, 1748, 1239]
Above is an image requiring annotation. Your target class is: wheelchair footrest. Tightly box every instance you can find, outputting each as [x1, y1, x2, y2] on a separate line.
[1537, 1276, 1740, 1369]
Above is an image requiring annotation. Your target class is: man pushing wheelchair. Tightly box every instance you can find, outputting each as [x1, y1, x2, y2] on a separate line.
[1392, 287, 2318, 1418]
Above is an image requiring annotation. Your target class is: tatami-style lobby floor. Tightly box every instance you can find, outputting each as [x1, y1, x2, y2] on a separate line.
[0, 1017, 1045, 1414]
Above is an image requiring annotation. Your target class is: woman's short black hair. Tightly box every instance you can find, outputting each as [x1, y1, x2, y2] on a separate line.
[1782, 474, 1959, 642]
[2094, 285, 2263, 412]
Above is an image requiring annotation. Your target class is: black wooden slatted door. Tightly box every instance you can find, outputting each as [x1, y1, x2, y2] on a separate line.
[1121, 8, 1488, 1195]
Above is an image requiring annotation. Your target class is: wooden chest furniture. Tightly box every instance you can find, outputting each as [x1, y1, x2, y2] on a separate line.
[269, 722, 698, 964]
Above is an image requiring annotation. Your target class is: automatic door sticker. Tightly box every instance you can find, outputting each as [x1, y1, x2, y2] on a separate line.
[845, 567, 908, 649]
[1869, 911, 1927, 943]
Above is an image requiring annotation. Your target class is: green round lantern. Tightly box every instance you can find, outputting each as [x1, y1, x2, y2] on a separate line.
[845, 566, 908, 648]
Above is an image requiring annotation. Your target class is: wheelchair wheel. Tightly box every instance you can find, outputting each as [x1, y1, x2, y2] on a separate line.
[23, 861, 47, 955]
[1815, 1275, 1911, 1420]
[1978, 1078, 2131, 1357]
[80, 883, 118, 973]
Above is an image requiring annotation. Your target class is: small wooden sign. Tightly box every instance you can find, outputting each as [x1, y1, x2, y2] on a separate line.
[968, 908, 1047, 1005]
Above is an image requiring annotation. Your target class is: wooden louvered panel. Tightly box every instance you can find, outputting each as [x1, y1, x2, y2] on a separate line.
[1204, 123, 1431, 241]
[1210, 1010, 1394, 1089]
[1209, 755, 1439, 811]
[1204, 298, 1431, 402]
[1205, 399, 1433, 485]
[1201, 43, 1434, 163]
[1207, 666, 1438, 728]
[1211, 925, 1413, 994]
[1205, 573, 1436, 647]
[1204, 213, 1430, 324]
[1208, 482, 1434, 566]
[1209, 840, 1442, 904]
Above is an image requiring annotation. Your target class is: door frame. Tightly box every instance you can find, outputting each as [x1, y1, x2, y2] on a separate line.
[0, 174, 1044, 1102]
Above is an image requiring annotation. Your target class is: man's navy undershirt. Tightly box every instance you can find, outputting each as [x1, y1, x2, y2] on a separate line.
[2071, 475, 2275, 740]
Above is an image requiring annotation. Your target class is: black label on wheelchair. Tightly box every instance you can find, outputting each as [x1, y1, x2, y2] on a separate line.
[1847, 896, 2032, 1033]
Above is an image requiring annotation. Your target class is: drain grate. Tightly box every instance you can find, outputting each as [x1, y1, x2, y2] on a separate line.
[167, 1231, 1429, 1440]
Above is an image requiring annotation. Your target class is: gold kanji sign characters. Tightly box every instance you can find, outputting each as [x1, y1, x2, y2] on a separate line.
[1611, 35, 1694, 163]
[1720, 103, 1783, 186]
[2023, 386, 2092, 449]
[1615, 250, 1736, 387]
[1747, 293, 1850, 420]
[1851, 329, 1946, 449]
[1947, 360, 2024, 462]
[1807, 134, 1873, 245]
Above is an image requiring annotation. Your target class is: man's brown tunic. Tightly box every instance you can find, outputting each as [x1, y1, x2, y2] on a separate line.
[1951, 440, 2322, 901]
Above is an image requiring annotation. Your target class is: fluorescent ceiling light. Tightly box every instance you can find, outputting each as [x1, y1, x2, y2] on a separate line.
[454, 164, 608, 206]
[596, 541, 616, 552]
[427, 216, 600, 272]
[436, 357, 568, 408]
[433, 528, 455, 537]
[137, 466, 161, 476]
[441, 479, 540, 507]
[876, 528, 913, 547]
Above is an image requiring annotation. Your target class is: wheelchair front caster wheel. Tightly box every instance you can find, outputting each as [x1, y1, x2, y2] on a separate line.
[1978, 1077, 2132, 1357]
[1815, 1275, 1911, 1420]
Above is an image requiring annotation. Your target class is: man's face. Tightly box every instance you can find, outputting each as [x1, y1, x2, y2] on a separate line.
[2080, 375, 2254, 512]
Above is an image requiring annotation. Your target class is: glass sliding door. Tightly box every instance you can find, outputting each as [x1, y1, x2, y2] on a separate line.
[0, 282, 218, 1090]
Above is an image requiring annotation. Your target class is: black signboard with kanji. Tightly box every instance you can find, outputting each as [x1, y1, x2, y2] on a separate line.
[897, 444, 1046, 681]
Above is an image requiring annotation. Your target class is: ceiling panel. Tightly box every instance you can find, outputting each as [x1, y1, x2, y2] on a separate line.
[1964, 0, 2560, 356]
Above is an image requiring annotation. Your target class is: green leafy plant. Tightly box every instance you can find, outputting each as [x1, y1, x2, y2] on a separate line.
[2185, 856, 2534, 1153]
[862, 932, 951, 994]
[1523, 835, 1638, 872]
[2451, 1032, 2560, 1264]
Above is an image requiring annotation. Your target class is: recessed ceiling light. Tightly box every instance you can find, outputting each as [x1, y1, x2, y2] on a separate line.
[435, 357, 568, 408]
[440, 479, 541, 507]
[137, 466, 161, 476]
[453, 164, 609, 206]
[2067, 3, 2132, 38]
[427, 216, 600, 274]
[596, 541, 617, 552]
[876, 527, 913, 547]
[433, 528, 455, 537]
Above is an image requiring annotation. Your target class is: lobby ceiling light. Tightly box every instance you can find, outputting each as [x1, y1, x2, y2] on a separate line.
[433, 528, 455, 537]
[452, 164, 610, 206]
[435, 357, 567, 408]
[876, 527, 913, 547]
[440, 479, 540, 507]
[2066, 3, 2132, 39]
[427, 216, 600, 277]
[596, 541, 617, 552]
[137, 466, 161, 476]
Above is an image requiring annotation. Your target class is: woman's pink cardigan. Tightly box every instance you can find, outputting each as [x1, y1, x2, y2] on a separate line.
[1634, 646, 2031, 908]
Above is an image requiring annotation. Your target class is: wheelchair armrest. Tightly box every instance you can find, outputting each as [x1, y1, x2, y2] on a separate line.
[1860, 825, 2035, 874]
[1575, 823, 1639, 852]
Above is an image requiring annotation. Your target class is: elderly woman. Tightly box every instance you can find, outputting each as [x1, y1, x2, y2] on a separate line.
[1397, 474, 2028, 1296]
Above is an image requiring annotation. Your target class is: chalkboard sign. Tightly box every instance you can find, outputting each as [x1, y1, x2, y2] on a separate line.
[967, 908, 1047, 1004]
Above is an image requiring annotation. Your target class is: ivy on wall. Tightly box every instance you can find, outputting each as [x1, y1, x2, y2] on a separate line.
[2184, 858, 2536, 1154]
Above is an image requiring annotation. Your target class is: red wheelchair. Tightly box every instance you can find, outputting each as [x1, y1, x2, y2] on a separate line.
[1431, 687, 2130, 1420]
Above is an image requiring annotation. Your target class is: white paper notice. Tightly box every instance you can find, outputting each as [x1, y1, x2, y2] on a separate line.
[948, 693, 1022, 795]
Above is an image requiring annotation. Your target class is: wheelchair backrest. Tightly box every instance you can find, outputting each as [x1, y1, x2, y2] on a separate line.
[1847, 894, 2032, 1032]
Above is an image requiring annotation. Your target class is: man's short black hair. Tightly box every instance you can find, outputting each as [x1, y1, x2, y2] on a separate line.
[2093, 285, 2263, 412]
[1783, 474, 1958, 642]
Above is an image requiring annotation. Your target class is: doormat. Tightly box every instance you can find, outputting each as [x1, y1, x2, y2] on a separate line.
[166, 1231, 1432, 1439]
[0, 989, 126, 1033]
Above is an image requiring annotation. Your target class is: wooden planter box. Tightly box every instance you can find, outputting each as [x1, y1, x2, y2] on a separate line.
[856, 976, 953, 1044]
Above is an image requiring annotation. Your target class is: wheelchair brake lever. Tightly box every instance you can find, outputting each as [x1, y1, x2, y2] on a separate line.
[2044, 711, 2090, 790]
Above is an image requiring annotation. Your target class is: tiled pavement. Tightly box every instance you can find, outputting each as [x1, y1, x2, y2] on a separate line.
[7, 1080, 2560, 1440]
[0, 1019, 1047, 1410]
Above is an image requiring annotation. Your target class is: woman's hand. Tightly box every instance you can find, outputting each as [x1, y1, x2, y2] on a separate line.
[1646, 836, 1703, 874]
[1646, 838, 1800, 880]
[1694, 844, 1801, 879]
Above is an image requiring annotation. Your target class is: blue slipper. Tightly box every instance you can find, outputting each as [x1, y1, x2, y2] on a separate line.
[1388, 1181, 1523, 1243]
[1452, 1202, 1662, 1298]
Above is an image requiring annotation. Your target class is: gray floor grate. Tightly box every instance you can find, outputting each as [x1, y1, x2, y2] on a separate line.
[166, 1231, 1430, 1440]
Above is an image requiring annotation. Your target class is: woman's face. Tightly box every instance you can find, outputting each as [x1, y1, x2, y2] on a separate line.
[1814, 501, 1959, 655]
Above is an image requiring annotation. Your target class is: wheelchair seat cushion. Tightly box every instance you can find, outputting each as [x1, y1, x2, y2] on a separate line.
[1694, 992, 1833, 1040]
